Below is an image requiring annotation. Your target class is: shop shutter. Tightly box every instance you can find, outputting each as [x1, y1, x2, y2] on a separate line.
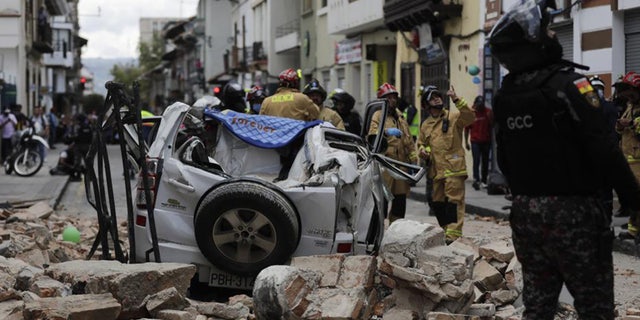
[553, 22, 573, 61]
[625, 9, 640, 73]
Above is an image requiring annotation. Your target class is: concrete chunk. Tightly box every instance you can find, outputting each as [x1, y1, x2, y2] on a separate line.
[479, 241, 514, 263]
[144, 287, 188, 317]
[23, 293, 121, 320]
[291, 254, 344, 287]
[473, 259, 505, 292]
[338, 255, 376, 289]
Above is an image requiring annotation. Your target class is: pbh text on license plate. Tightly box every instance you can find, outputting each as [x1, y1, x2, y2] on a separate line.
[209, 271, 255, 289]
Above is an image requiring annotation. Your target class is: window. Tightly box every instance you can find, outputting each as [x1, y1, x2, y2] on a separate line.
[321, 0, 328, 8]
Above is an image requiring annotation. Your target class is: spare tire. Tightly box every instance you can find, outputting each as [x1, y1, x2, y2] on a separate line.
[194, 181, 299, 275]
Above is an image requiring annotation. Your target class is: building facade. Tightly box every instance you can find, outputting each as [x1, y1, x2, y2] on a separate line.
[0, 0, 84, 116]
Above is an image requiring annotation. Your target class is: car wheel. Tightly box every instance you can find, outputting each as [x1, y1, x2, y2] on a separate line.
[195, 181, 299, 275]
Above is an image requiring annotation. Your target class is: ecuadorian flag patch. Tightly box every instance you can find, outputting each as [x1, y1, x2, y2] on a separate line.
[573, 78, 594, 94]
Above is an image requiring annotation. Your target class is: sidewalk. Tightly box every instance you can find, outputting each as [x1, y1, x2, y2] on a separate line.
[407, 177, 638, 256]
[0, 143, 69, 209]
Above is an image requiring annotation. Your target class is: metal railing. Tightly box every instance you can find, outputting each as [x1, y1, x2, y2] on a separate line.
[275, 19, 300, 38]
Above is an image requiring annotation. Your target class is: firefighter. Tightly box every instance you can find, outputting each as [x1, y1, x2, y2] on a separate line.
[303, 79, 345, 129]
[488, 0, 640, 318]
[330, 88, 362, 135]
[260, 68, 319, 121]
[259, 68, 320, 181]
[614, 71, 640, 241]
[246, 85, 266, 114]
[417, 85, 474, 243]
[368, 83, 415, 223]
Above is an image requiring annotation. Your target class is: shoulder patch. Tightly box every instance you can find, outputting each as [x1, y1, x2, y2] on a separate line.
[573, 78, 600, 108]
[573, 78, 593, 94]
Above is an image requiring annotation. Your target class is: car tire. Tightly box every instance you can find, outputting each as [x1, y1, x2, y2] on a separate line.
[194, 181, 299, 275]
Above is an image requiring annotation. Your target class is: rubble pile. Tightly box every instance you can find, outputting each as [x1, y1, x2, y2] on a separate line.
[0, 202, 256, 319]
[1, 202, 637, 319]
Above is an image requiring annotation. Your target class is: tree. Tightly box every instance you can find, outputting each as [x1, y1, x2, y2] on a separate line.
[108, 34, 164, 104]
[81, 93, 105, 114]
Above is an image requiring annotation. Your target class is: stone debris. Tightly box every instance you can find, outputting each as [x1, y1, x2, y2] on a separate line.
[0, 205, 631, 320]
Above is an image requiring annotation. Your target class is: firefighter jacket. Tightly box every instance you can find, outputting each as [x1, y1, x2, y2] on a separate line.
[319, 107, 346, 130]
[417, 99, 474, 180]
[493, 63, 640, 212]
[616, 103, 640, 164]
[368, 108, 414, 195]
[260, 87, 320, 121]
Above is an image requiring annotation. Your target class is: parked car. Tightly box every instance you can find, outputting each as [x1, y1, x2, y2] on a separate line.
[131, 101, 424, 290]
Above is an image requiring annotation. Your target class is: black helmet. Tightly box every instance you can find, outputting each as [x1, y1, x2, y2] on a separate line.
[420, 85, 444, 108]
[222, 82, 244, 104]
[487, 0, 562, 73]
[329, 88, 355, 111]
[303, 79, 327, 102]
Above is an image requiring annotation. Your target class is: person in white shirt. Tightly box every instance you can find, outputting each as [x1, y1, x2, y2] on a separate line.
[0, 108, 18, 162]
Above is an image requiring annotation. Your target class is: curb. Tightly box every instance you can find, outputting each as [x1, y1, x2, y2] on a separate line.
[408, 190, 639, 257]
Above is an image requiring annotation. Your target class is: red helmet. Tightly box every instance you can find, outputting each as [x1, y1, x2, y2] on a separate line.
[279, 68, 300, 88]
[377, 83, 398, 99]
[246, 85, 266, 102]
[614, 71, 640, 90]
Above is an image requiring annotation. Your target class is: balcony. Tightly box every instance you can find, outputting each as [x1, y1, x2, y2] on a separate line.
[43, 40, 73, 67]
[383, 0, 463, 32]
[274, 19, 300, 53]
[241, 42, 268, 71]
[224, 45, 247, 72]
[33, 23, 53, 54]
[328, 0, 385, 35]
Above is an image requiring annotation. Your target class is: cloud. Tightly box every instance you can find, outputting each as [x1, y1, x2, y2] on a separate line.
[78, 0, 197, 58]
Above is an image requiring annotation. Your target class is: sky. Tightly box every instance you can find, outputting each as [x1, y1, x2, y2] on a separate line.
[78, 0, 198, 59]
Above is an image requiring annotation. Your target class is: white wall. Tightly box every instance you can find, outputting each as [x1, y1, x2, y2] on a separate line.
[0, 48, 19, 85]
[203, 0, 232, 83]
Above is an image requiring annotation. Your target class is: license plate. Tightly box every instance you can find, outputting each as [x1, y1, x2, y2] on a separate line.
[208, 265, 255, 290]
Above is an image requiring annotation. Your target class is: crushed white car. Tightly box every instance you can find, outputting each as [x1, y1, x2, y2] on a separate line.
[131, 101, 424, 290]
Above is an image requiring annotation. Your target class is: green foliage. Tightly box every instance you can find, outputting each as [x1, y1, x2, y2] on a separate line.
[108, 34, 165, 102]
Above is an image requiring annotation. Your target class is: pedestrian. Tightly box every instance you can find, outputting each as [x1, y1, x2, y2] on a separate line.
[47, 107, 59, 149]
[487, 1, 640, 319]
[612, 71, 640, 241]
[260, 68, 319, 121]
[368, 83, 416, 223]
[417, 85, 474, 243]
[303, 79, 345, 130]
[0, 107, 18, 162]
[68, 113, 92, 181]
[260, 68, 320, 181]
[12, 104, 28, 130]
[246, 85, 266, 114]
[330, 88, 361, 135]
[31, 105, 49, 161]
[464, 95, 493, 190]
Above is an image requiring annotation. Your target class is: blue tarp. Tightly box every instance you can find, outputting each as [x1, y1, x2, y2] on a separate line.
[203, 109, 322, 149]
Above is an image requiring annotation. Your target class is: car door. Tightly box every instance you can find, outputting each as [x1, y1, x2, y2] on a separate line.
[361, 99, 425, 183]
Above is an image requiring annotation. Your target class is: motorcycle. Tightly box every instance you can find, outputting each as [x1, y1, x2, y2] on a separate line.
[4, 123, 49, 177]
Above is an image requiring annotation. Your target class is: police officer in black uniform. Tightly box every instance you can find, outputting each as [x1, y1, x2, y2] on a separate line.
[488, 1, 640, 319]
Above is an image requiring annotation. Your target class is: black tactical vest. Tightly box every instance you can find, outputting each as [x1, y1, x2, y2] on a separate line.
[494, 65, 605, 196]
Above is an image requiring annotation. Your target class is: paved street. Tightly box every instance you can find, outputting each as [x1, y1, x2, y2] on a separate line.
[0, 144, 68, 209]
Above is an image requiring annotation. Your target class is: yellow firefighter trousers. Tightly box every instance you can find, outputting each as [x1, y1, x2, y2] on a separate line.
[432, 176, 466, 241]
